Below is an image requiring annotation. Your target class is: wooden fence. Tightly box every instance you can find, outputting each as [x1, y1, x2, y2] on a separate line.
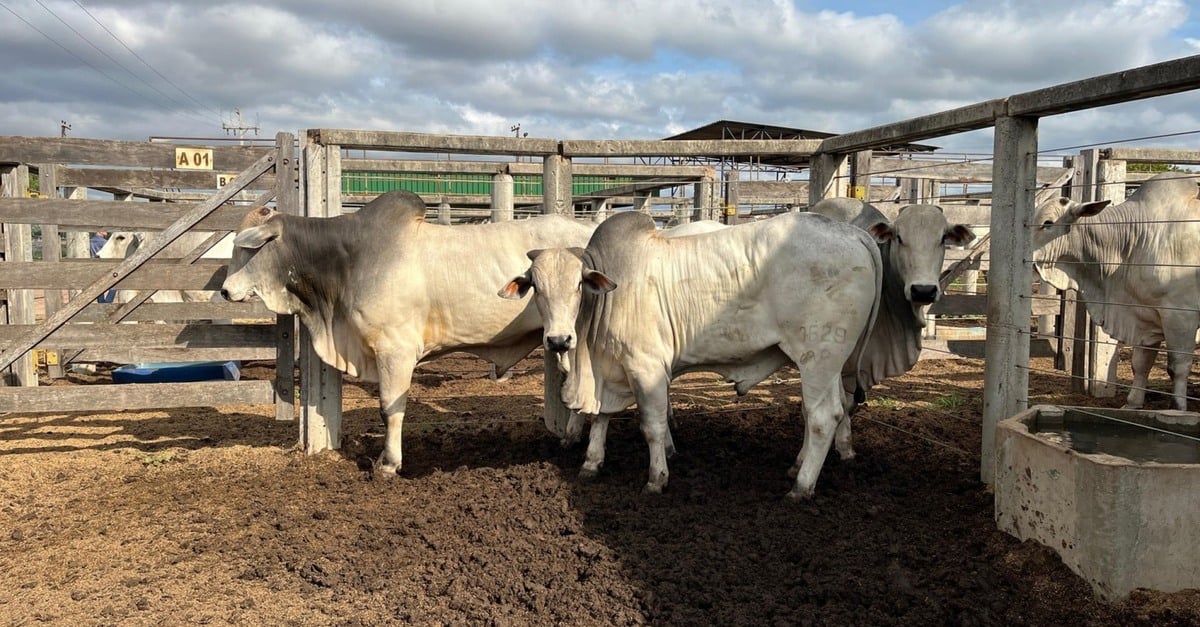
[0, 132, 299, 421]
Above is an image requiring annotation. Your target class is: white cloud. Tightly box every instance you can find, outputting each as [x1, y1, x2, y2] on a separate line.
[0, 0, 1196, 154]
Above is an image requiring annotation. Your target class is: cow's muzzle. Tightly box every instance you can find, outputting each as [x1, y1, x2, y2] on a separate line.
[909, 284, 939, 304]
[545, 335, 573, 353]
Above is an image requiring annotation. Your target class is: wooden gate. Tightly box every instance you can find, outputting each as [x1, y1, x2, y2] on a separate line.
[0, 132, 298, 420]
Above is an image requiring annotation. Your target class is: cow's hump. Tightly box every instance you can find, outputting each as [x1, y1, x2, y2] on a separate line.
[359, 190, 427, 224]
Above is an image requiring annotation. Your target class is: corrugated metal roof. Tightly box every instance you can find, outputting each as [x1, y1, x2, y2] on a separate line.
[663, 120, 938, 167]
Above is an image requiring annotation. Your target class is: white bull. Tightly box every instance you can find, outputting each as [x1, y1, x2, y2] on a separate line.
[1033, 172, 1200, 411]
[221, 191, 594, 475]
[502, 211, 883, 499]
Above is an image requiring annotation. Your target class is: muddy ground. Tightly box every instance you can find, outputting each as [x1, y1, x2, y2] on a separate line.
[1, 352, 1198, 626]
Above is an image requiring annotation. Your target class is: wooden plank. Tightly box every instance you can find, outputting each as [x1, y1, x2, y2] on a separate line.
[0, 322, 277, 349]
[72, 346, 277, 363]
[1101, 147, 1200, 164]
[37, 164, 65, 379]
[1, 165, 37, 387]
[820, 56, 1200, 154]
[930, 293, 1057, 317]
[300, 137, 343, 452]
[563, 138, 822, 158]
[870, 158, 1071, 185]
[0, 136, 270, 170]
[0, 261, 227, 290]
[58, 166, 275, 191]
[819, 100, 1007, 154]
[0, 380, 275, 413]
[272, 132, 298, 422]
[0, 198, 249, 231]
[311, 129, 560, 155]
[0, 150, 277, 372]
[342, 158, 713, 179]
[69, 301, 271, 322]
[1007, 55, 1200, 117]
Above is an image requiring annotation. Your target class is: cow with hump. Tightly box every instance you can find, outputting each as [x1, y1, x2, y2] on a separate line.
[810, 198, 976, 417]
[221, 190, 594, 476]
[1032, 172, 1200, 411]
[500, 210, 883, 499]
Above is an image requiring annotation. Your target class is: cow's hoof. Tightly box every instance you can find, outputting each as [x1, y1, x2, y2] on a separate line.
[372, 459, 401, 480]
[838, 449, 857, 461]
[642, 482, 664, 495]
[578, 464, 601, 480]
[785, 486, 814, 501]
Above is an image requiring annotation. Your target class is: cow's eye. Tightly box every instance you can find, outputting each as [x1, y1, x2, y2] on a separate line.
[1042, 220, 1054, 228]
[894, 234, 904, 246]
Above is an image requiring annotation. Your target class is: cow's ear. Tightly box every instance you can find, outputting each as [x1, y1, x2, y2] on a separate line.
[1072, 200, 1110, 218]
[943, 224, 976, 248]
[582, 269, 617, 294]
[866, 221, 896, 244]
[526, 249, 544, 262]
[498, 272, 532, 300]
[233, 220, 282, 250]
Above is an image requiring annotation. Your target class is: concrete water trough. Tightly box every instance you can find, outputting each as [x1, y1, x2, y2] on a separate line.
[994, 404, 1200, 600]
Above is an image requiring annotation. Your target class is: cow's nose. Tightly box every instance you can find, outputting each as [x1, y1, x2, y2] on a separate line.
[220, 288, 232, 301]
[909, 284, 939, 304]
[545, 335, 573, 353]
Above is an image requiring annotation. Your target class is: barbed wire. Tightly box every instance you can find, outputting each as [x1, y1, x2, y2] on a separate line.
[1015, 361, 1200, 406]
[1025, 293, 1200, 316]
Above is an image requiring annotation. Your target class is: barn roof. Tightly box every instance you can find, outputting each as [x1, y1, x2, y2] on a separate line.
[663, 120, 938, 167]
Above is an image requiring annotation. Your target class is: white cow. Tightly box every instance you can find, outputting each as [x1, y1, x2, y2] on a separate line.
[96, 230, 235, 304]
[1033, 172, 1200, 411]
[554, 218, 728, 445]
[810, 199, 976, 412]
[221, 191, 594, 475]
[501, 210, 883, 499]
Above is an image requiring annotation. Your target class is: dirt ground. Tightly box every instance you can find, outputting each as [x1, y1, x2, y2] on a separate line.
[1, 352, 1198, 626]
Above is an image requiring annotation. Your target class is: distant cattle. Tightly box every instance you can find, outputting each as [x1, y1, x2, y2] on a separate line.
[1033, 173, 1200, 411]
[501, 211, 882, 499]
[97, 230, 235, 304]
[810, 199, 976, 415]
[221, 190, 594, 475]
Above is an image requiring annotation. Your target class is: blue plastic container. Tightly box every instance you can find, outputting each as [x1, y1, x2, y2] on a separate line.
[111, 361, 240, 384]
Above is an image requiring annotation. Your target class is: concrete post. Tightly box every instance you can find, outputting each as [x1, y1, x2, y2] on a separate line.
[808, 153, 849, 206]
[491, 172, 514, 222]
[437, 201, 452, 225]
[590, 198, 609, 223]
[543, 154, 572, 216]
[1087, 158, 1127, 399]
[694, 169, 716, 221]
[982, 115, 1039, 485]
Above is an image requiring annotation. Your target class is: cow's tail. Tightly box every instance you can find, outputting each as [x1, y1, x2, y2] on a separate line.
[849, 232, 884, 410]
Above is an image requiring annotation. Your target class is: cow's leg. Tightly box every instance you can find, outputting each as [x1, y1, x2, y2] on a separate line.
[373, 353, 418, 478]
[631, 371, 672, 494]
[1123, 344, 1158, 409]
[789, 390, 855, 478]
[787, 371, 841, 500]
[579, 414, 610, 479]
[563, 410, 586, 446]
[1163, 320, 1198, 411]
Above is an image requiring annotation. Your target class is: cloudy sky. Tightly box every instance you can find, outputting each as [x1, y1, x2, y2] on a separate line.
[2, 0, 1199, 156]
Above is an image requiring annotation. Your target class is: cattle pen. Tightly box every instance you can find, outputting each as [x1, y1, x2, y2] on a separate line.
[2, 56, 1200, 622]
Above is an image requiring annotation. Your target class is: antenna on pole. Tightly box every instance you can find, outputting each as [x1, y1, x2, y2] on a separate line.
[60, 120, 72, 137]
[223, 108, 260, 144]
